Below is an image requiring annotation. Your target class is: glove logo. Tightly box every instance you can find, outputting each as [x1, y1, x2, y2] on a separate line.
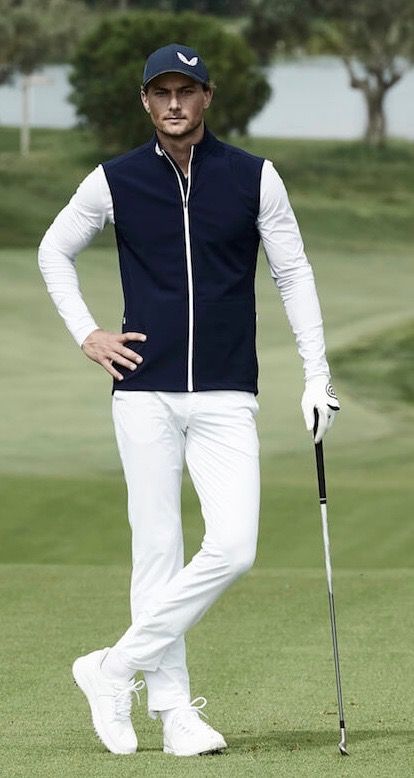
[177, 52, 198, 66]
[326, 383, 338, 400]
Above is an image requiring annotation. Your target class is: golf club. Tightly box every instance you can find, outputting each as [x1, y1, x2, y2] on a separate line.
[313, 409, 349, 756]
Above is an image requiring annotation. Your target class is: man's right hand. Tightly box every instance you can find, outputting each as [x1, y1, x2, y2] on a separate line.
[81, 329, 147, 381]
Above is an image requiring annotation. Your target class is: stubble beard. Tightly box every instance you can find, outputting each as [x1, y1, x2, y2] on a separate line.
[157, 116, 203, 142]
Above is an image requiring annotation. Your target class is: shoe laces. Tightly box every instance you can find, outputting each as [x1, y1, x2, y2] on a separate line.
[114, 678, 145, 721]
[188, 696, 208, 719]
[168, 696, 211, 735]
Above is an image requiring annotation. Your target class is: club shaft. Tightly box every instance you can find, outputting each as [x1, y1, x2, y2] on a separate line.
[324, 550, 346, 725]
[315, 440, 347, 741]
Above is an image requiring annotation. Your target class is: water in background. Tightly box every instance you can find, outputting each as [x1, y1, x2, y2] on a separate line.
[249, 57, 413, 139]
[0, 58, 413, 139]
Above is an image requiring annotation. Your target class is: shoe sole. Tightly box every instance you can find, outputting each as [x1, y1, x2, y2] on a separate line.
[72, 657, 136, 755]
[164, 741, 227, 757]
[164, 747, 227, 756]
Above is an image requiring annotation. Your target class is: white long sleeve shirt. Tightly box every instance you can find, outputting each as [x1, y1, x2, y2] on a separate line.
[38, 158, 329, 381]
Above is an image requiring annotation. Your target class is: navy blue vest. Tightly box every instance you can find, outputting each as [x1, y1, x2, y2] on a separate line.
[103, 127, 264, 394]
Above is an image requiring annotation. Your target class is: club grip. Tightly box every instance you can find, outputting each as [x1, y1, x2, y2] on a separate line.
[313, 407, 319, 438]
[314, 409, 326, 501]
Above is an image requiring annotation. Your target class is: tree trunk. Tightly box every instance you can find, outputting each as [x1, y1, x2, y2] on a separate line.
[342, 58, 402, 148]
[0, 65, 13, 86]
[21, 75, 31, 156]
[363, 87, 387, 147]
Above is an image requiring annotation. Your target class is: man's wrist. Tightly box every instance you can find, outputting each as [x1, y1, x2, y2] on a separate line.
[305, 373, 330, 385]
[80, 326, 101, 350]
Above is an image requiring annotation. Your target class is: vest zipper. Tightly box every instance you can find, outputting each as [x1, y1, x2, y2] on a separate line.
[162, 146, 195, 392]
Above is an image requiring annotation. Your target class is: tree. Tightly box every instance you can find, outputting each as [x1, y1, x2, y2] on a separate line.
[83, 0, 248, 15]
[312, 0, 414, 146]
[245, 0, 309, 64]
[0, 0, 90, 152]
[0, 0, 89, 81]
[245, 0, 414, 146]
[69, 11, 271, 150]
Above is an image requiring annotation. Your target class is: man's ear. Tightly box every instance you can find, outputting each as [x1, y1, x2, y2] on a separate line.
[141, 89, 150, 113]
[203, 88, 213, 110]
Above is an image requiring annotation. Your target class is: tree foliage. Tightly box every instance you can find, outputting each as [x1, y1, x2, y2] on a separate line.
[245, 0, 414, 145]
[69, 12, 271, 150]
[0, 0, 89, 85]
[245, 0, 309, 64]
[83, 0, 249, 15]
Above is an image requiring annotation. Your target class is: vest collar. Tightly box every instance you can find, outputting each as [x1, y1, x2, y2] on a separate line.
[153, 125, 219, 162]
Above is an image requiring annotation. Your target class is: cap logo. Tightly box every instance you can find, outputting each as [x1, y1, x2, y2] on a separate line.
[177, 51, 198, 67]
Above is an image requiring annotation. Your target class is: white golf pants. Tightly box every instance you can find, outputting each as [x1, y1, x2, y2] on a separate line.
[111, 389, 260, 716]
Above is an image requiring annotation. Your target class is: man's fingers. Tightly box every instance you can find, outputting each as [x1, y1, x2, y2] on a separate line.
[314, 406, 339, 443]
[117, 346, 144, 363]
[121, 331, 147, 343]
[101, 358, 124, 381]
[81, 330, 147, 377]
[327, 411, 337, 430]
[314, 406, 329, 444]
[303, 406, 315, 431]
[109, 352, 141, 371]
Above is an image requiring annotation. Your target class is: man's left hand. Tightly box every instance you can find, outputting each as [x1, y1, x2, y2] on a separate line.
[301, 375, 340, 444]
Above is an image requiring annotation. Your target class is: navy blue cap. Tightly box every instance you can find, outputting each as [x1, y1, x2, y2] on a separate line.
[142, 43, 209, 88]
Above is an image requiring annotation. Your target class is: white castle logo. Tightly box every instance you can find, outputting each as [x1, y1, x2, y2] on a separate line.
[177, 52, 198, 67]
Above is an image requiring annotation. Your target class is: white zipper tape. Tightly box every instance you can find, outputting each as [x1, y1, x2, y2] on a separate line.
[162, 146, 195, 392]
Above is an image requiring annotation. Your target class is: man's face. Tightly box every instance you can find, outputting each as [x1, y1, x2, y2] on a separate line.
[141, 73, 212, 139]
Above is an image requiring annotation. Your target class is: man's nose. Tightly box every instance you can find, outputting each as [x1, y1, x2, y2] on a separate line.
[169, 93, 181, 110]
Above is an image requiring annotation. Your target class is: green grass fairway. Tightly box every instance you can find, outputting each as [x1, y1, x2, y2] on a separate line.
[1, 565, 414, 778]
[1, 130, 414, 777]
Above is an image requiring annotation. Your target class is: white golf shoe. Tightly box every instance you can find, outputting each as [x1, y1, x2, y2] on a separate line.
[72, 647, 145, 755]
[163, 696, 227, 756]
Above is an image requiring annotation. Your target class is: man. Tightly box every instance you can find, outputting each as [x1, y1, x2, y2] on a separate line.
[38, 43, 340, 757]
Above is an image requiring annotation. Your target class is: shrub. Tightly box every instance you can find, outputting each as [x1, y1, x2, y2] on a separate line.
[69, 11, 270, 150]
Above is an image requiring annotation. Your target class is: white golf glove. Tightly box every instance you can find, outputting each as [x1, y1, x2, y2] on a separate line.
[301, 375, 340, 444]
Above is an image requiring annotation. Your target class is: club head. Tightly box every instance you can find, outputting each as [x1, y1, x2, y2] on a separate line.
[338, 729, 349, 755]
[338, 725, 349, 755]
